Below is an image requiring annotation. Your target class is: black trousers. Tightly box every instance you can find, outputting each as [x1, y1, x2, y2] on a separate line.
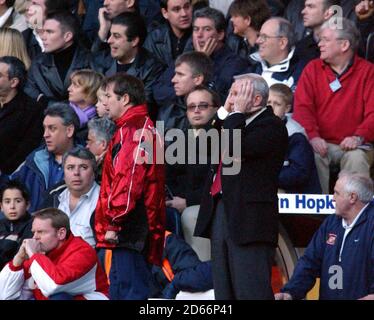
[211, 200, 275, 300]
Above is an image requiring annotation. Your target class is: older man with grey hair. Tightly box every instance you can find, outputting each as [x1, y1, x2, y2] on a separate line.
[276, 172, 374, 300]
[251, 17, 307, 91]
[195, 73, 288, 299]
[293, 18, 374, 194]
[86, 117, 116, 182]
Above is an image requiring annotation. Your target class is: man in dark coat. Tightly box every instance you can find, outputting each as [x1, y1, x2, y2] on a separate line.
[0, 56, 43, 175]
[24, 11, 92, 107]
[194, 73, 288, 299]
[93, 12, 165, 120]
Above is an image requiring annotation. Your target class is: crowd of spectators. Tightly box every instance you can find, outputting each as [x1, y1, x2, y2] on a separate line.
[0, 0, 374, 300]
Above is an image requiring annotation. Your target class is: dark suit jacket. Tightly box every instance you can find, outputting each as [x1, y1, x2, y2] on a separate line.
[194, 107, 288, 246]
[0, 92, 44, 174]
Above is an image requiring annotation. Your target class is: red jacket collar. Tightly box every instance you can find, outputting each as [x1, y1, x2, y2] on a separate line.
[115, 104, 149, 128]
[47, 234, 74, 260]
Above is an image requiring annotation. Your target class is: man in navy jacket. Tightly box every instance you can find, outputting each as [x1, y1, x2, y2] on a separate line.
[276, 172, 374, 300]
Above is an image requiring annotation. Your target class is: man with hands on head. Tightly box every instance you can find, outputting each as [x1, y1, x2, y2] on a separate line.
[0, 208, 108, 300]
[194, 73, 288, 299]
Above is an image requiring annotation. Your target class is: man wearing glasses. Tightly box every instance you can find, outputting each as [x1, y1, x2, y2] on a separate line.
[166, 86, 219, 262]
[250, 17, 307, 91]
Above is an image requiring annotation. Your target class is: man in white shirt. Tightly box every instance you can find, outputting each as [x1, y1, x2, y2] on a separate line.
[42, 146, 99, 247]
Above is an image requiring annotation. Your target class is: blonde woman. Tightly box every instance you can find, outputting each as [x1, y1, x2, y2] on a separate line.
[0, 27, 31, 69]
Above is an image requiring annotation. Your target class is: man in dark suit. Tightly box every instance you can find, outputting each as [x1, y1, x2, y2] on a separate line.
[194, 73, 288, 299]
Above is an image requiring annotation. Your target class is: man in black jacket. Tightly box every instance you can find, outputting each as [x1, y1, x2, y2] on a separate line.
[0, 56, 44, 175]
[194, 73, 288, 299]
[144, 0, 193, 67]
[93, 12, 165, 119]
[24, 11, 92, 107]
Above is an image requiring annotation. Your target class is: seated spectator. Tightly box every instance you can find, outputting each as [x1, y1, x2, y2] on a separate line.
[40, 147, 99, 247]
[268, 83, 321, 194]
[285, 0, 356, 42]
[9, 103, 79, 213]
[22, 0, 72, 60]
[157, 51, 213, 133]
[227, 0, 271, 62]
[0, 56, 44, 176]
[251, 17, 307, 91]
[191, 6, 250, 102]
[0, 28, 31, 69]
[86, 117, 116, 183]
[295, 0, 340, 63]
[24, 11, 93, 106]
[0, 208, 109, 300]
[153, 6, 250, 108]
[275, 173, 374, 300]
[95, 0, 137, 49]
[67, 69, 103, 143]
[0, 0, 27, 31]
[293, 18, 374, 194]
[144, 0, 193, 67]
[93, 12, 165, 120]
[0, 180, 33, 270]
[149, 231, 213, 299]
[68, 69, 103, 129]
[165, 85, 219, 259]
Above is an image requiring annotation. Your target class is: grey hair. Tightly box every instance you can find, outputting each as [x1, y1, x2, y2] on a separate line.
[321, 17, 361, 52]
[338, 171, 374, 203]
[44, 103, 80, 135]
[271, 17, 296, 52]
[87, 117, 116, 145]
[62, 146, 98, 176]
[234, 73, 269, 107]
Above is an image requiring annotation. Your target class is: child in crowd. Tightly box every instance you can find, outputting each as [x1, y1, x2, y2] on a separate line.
[68, 69, 104, 128]
[0, 180, 33, 270]
[95, 85, 109, 118]
[268, 84, 321, 194]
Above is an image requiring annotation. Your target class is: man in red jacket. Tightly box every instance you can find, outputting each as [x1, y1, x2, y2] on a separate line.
[0, 208, 109, 300]
[95, 73, 165, 300]
[293, 18, 374, 194]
